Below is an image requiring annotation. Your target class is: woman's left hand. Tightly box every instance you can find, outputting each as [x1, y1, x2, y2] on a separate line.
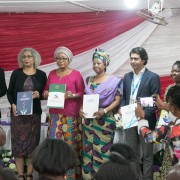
[93, 108, 105, 119]
[32, 91, 40, 99]
[65, 91, 73, 99]
[153, 94, 165, 110]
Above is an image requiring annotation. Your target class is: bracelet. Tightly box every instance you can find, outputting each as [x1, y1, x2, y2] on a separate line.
[103, 109, 107, 114]
[137, 117, 144, 121]
[71, 94, 76, 98]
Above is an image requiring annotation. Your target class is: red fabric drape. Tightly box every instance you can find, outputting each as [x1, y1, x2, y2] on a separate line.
[0, 11, 144, 70]
[160, 76, 174, 99]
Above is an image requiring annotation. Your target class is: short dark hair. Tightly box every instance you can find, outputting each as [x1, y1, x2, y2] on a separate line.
[0, 168, 17, 180]
[166, 84, 180, 109]
[130, 47, 148, 65]
[94, 143, 136, 180]
[32, 138, 77, 177]
[173, 60, 180, 68]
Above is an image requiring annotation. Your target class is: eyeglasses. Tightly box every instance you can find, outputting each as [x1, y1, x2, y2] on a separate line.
[55, 57, 68, 62]
[171, 70, 180, 73]
[22, 55, 33, 59]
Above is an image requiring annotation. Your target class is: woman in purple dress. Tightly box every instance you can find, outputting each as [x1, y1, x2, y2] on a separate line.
[80, 48, 123, 180]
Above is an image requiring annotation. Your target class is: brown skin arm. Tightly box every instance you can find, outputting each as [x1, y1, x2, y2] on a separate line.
[93, 95, 121, 119]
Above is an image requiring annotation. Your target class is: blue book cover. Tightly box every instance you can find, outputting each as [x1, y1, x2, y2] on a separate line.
[16, 91, 33, 115]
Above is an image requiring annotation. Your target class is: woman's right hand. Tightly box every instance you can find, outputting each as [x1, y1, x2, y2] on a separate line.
[11, 104, 17, 116]
[43, 90, 49, 99]
[135, 103, 145, 120]
[79, 108, 86, 119]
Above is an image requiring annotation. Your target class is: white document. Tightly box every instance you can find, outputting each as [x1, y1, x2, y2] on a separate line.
[47, 92, 65, 108]
[83, 94, 99, 118]
[41, 112, 47, 123]
[157, 110, 170, 128]
[121, 103, 138, 129]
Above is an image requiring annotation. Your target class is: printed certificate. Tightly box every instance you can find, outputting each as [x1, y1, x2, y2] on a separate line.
[121, 103, 138, 129]
[83, 94, 99, 118]
[47, 84, 66, 108]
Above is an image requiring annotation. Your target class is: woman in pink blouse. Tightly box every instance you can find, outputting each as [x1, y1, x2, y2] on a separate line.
[43, 46, 85, 180]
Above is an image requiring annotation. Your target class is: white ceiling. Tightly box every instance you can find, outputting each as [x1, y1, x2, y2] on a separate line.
[0, 0, 180, 13]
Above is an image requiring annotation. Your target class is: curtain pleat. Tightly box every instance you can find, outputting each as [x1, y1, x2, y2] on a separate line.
[0, 11, 144, 70]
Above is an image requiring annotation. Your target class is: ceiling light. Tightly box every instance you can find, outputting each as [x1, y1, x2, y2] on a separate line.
[125, 0, 138, 9]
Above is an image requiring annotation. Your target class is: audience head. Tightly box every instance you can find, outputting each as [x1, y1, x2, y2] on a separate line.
[0, 168, 17, 180]
[167, 162, 180, 180]
[18, 47, 41, 69]
[54, 46, 73, 63]
[94, 143, 136, 180]
[129, 47, 148, 65]
[171, 60, 180, 84]
[32, 138, 77, 179]
[92, 48, 110, 72]
[166, 84, 180, 118]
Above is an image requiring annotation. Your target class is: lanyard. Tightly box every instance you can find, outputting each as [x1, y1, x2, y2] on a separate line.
[131, 73, 143, 96]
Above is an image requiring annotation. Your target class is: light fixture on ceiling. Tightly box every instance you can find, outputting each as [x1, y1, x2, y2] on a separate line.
[148, 0, 164, 14]
[125, 0, 138, 9]
[136, 0, 168, 26]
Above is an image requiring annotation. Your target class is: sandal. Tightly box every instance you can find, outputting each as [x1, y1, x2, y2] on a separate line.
[18, 175, 25, 180]
[26, 174, 33, 180]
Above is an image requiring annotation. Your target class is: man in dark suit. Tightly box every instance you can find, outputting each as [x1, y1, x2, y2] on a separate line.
[121, 47, 160, 180]
[0, 68, 7, 118]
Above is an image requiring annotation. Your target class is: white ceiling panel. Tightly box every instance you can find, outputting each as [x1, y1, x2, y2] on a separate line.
[0, 0, 180, 13]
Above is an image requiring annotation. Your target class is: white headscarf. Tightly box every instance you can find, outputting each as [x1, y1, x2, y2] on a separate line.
[54, 46, 73, 62]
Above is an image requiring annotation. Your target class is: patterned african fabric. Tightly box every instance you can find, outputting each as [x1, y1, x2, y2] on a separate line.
[47, 113, 83, 180]
[159, 144, 171, 180]
[140, 119, 180, 179]
[82, 112, 116, 180]
[159, 84, 175, 179]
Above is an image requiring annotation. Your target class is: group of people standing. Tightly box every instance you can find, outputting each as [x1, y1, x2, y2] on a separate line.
[0, 45, 179, 180]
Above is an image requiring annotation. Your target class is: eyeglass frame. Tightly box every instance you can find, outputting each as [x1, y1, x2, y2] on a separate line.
[55, 57, 69, 62]
[22, 55, 34, 59]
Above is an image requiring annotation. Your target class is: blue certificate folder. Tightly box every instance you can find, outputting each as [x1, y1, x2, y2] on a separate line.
[16, 91, 33, 115]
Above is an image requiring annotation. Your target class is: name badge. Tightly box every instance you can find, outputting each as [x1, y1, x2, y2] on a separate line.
[130, 96, 135, 104]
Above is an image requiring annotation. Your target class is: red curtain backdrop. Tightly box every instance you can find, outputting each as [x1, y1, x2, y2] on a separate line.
[0, 11, 144, 70]
[0, 11, 172, 97]
[160, 76, 174, 99]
